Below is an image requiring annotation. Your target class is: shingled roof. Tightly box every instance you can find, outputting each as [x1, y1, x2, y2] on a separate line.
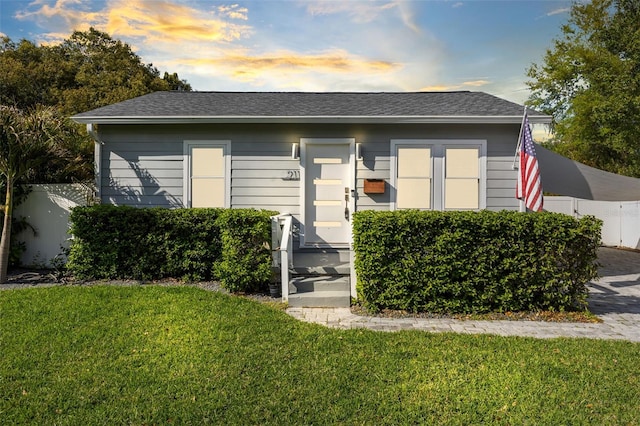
[72, 91, 550, 124]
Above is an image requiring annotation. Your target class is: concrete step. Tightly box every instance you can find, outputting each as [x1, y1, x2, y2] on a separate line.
[287, 275, 351, 308]
[291, 264, 350, 275]
[289, 275, 350, 293]
[292, 250, 350, 275]
[287, 291, 351, 308]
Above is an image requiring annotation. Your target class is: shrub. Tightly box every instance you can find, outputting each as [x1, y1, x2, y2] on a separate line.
[154, 208, 223, 282]
[67, 204, 145, 279]
[68, 206, 275, 288]
[353, 210, 602, 314]
[214, 209, 277, 293]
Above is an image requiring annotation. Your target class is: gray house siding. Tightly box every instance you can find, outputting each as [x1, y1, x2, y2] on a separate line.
[96, 122, 521, 212]
[99, 127, 185, 207]
[231, 141, 300, 215]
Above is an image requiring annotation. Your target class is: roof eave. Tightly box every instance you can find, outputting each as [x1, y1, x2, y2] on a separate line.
[71, 115, 553, 125]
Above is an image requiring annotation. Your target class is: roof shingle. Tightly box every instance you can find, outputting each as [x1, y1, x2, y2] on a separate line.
[72, 91, 548, 123]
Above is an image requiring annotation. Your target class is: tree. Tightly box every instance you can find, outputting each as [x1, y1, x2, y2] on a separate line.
[0, 28, 192, 183]
[526, 0, 640, 177]
[55, 28, 191, 115]
[0, 37, 65, 109]
[29, 112, 94, 184]
[0, 106, 61, 282]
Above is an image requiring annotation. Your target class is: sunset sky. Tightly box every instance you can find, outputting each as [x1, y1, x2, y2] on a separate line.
[1, 0, 573, 106]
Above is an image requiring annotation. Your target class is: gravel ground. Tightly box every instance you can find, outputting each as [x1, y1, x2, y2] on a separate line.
[0, 268, 279, 304]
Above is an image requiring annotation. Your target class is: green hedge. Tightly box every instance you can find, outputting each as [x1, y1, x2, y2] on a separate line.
[67, 205, 276, 291]
[353, 210, 602, 314]
[214, 209, 275, 293]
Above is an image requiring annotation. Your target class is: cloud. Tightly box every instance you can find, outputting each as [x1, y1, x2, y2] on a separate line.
[395, 1, 420, 33]
[547, 7, 570, 16]
[536, 6, 570, 20]
[217, 4, 249, 20]
[305, 1, 397, 22]
[145, 40, 419, 92]
[452, 2, 464, 8]
[420, 80, 490, 91]
[461, 80, 490, 87]
[15, 0, 105, 40]
[181, 48, 397, 82]
[14, 0, 251, 45]
[420, 85, 455, 91]
[105, 0, 251, 44]
[304, 0, 419, 32]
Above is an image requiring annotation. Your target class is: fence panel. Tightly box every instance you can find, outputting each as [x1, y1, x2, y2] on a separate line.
[543, 196, 574, 216]
[545, 196, 640, 249]
[575, 199, 622, 247]
[620, 201, 640, 249]
[14, 184, 93, 267]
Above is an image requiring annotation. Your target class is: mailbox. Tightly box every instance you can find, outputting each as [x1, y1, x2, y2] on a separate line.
[363, 179, 385, 194]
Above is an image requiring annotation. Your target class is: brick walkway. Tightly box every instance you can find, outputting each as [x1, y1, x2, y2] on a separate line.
[287, 247, 640, 342]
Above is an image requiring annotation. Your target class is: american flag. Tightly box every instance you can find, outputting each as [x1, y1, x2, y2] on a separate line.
[516, 113, 543, 211]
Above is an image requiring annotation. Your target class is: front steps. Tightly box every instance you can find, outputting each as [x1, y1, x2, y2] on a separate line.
[288, 275, 351, 308]
[286, 249, 351, 308]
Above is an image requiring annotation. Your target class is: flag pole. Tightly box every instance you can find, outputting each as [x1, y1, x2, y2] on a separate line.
[515, 105, 527, 212]
[512, 105, 527, 170]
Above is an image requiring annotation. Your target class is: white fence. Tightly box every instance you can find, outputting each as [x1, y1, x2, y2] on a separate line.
[14, 184, 93, 267]
[545, 196, 640, 249]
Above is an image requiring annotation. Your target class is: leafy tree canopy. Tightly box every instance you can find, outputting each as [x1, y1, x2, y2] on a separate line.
[526, 0, 640, 177]
[0, 28, 192, 183]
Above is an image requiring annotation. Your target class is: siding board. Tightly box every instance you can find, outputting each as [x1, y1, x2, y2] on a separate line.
[102, 177, 183, 187]
[233, 178, 299, 188]
[233, 160, 298, 170]
[101, 187, 183, 196]
[103, 195, 183, 207]
[232, 187, 298, 197]
[105, 169, 182, 179]
[487, 179, 517, 189]
[107, 152, 182, 161]
[487, 188, 518, 198]
[232, 196, 298, 206]
[108, 160, 183, 170]
[104, 142, 182, 152]
[488, 160, 519, 171]
[233, 169, 296, 179]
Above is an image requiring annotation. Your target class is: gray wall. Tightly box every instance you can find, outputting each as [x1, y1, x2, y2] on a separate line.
[98, 122, 521, 212]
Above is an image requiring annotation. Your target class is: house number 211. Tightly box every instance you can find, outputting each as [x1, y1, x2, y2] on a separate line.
[285, 170, 300, 180]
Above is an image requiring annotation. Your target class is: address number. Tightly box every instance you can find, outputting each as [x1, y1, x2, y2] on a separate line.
[284, 170, 300, 180]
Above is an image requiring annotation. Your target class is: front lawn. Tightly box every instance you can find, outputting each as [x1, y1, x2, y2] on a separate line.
[1, 286, 638, 424]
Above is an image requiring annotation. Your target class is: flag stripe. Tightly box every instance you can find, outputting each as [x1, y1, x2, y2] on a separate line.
[515, 113, 543, 212]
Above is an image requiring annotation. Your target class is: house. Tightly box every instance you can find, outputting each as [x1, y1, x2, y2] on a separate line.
[72, 91, 551, 307]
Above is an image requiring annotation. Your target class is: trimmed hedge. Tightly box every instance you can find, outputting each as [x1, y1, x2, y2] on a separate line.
[353, 210, 602, 314]
[214, 209, 275, 293]
[67, 205, 276, 291]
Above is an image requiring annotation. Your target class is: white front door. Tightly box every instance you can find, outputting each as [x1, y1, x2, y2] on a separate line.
[301, 139, 354, 247]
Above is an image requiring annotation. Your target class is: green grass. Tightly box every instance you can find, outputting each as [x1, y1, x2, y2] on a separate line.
[1, 286, 639, 425]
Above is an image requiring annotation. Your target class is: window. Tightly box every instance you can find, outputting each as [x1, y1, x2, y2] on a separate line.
[391, 140, 486, 211]
[396, 145, 432, 209]
[183, 140, 230, 208]
[444, 147, 480, 209]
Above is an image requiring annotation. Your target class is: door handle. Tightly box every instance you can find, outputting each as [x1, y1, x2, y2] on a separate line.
[344, 187, 350, 220]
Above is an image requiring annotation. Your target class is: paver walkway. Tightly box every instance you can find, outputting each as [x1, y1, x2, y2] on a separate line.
[287, 247, 640, 342]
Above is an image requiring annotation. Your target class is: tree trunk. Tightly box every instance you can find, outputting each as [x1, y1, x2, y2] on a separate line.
[0, 178, 14, 283]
